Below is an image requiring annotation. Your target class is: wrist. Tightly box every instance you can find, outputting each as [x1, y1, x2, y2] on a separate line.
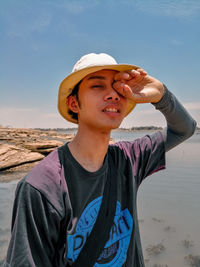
[151, 83, 166, 104]
[151, 85, 172, 111]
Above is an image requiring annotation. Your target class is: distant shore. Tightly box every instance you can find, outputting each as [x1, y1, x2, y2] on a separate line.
[27, 126, 164, 132]
[0, 126, 199, 183]
[2, 125, 200, 132]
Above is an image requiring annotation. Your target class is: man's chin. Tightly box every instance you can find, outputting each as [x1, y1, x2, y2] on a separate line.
[79, 116, 124, 132]
[110, 124, 121, 130]
[100, 121, 123, 131]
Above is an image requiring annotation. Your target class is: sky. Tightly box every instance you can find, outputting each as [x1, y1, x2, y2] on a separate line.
[0, 0, 200, 128]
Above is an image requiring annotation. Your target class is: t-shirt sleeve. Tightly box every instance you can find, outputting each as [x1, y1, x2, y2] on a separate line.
[3, 178, 64, 267]
[115, 131, 166, 186]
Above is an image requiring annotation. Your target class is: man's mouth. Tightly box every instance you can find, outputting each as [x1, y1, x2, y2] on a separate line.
[103, 107, 120, 113]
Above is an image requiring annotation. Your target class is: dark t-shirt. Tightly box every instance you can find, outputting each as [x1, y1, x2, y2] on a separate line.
[4, 131, 165, 267]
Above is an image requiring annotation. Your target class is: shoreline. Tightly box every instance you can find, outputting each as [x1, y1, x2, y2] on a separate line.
[1, 127, 199, 183]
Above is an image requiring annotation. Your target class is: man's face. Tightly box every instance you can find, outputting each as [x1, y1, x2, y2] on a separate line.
[73, 69, 128, 131]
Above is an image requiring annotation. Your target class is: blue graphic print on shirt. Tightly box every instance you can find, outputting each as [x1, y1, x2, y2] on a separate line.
[67, 196, 133, 266]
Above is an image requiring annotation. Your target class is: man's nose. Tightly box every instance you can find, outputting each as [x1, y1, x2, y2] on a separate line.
[104, 87, 120, 102]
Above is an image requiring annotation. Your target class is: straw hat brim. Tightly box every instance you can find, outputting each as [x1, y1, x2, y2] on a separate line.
[58, 63, 139, 124]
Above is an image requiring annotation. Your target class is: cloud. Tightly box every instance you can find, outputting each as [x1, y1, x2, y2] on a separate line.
[121, 106, 166, 128]
[3, 3, 52, 40]
[0, 106, 73, 128]
[63, 2, 88, 14]
[3, 0, 94, 44]
[30, 13, 52, 33]
[183, 102, 200, 111]
[170, 39, 183, 46]
[51, 0, 100, 15]
[132, 0, 200, 18]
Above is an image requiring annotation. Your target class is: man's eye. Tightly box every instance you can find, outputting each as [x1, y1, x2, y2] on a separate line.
[91, 85, 104, 88]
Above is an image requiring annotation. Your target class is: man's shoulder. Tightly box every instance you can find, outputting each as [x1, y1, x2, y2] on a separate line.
[23, 148, 67, 213]
[21, 147, 68, 214]
[26, 148, 62, 185]
[110, 131, 165, 159]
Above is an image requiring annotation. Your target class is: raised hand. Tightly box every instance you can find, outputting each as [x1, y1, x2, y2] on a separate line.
[113, 69, 165, 103]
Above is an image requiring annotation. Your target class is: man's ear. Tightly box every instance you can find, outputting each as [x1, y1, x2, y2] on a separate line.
[66, 95, 79, 113]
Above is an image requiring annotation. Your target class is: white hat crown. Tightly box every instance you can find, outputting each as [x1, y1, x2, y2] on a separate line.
[72, 53, 118, 73]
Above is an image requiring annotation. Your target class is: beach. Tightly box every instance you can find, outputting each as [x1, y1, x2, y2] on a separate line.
[0, 129, 200, 266]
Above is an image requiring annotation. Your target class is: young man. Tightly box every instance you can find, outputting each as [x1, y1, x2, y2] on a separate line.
[4, 53, 196, 267]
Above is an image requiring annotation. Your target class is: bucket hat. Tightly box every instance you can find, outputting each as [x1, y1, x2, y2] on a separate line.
[58, 53, 139, 123]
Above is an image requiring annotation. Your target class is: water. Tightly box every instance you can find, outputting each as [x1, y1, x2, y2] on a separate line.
[112, 130, 200, 266]
[0, 181, 17, 262]
[0, 131, 200, 266]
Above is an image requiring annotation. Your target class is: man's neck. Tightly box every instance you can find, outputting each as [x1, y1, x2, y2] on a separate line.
[68, 125, 111, 172]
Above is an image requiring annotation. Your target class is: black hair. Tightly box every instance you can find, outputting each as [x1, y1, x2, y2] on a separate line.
[67, 80, 81, 121]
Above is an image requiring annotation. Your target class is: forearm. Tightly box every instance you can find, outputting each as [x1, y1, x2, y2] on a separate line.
[152, 85, 197, 152]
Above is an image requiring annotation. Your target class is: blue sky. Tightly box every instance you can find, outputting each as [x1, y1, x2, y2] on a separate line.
[0, 0, 200, 128]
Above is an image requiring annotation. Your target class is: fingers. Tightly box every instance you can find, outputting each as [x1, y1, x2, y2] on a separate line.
[137, 68, 147, 76]
[113, 70, 147, 97]
[114, 68, 147, 81]
[113, 81, 126, 95]
[113, 81, 161, 103]
[114, 72, 131, 81]
[113, 81, 133, 99]
[113, 81, 147, 102]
